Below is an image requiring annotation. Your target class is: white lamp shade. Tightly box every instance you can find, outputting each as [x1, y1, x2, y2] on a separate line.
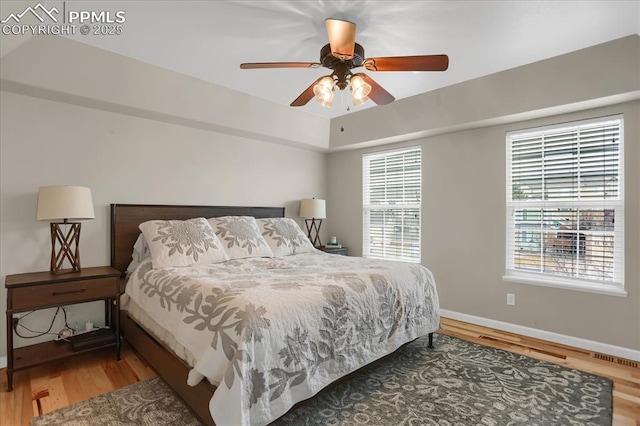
[299, 198, 326, 219]
[36, 185, 95, 221]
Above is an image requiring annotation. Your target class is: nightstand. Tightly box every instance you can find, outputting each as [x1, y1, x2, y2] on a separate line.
[319, 246, 349, 256]
[4, 266, 121, 391]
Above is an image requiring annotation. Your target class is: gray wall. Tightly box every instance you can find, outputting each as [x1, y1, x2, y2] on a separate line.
[327, 101, 639, 351]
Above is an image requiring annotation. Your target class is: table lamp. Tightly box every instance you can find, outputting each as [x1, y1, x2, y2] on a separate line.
[299, 198, 326, 247]
[36, 185, 95, 273]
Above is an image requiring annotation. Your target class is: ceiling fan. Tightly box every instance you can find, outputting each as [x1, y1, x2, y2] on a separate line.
[240, 18, 449, 108]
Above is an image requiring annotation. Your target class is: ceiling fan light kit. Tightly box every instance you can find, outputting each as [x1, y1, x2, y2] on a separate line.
[240, 18, 449, 109]
[313, 76, 335, 107]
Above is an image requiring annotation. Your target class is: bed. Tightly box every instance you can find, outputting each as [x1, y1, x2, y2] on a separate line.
[111, 204, 440, 426]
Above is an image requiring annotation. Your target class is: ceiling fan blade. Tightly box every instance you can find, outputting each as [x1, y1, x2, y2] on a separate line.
[325, 18, 356, 60]
[240, 62, 321, 69]
[360, 74, 395, 105]
[363, 55, 449, 72]
[290, 76, 325, 107]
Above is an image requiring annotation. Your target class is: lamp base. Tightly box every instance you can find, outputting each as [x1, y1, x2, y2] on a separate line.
[50, 222, 82, 274]
[304, 218, 323, 247]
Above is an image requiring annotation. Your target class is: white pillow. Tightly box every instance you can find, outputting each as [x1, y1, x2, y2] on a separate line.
[139, 218, 228, 268]
[256, 217, 316, 256]
[125, 233, 151, 276]
[207, 216, 273, 260]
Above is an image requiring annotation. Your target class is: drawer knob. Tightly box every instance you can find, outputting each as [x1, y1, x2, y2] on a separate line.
[52, 288, 87, 296]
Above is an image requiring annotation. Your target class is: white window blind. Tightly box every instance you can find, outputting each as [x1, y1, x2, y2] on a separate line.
[363, 147, 421, 262]
[506, 115, 624, 290]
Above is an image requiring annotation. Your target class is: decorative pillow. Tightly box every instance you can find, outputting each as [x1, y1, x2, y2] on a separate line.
[139, 218, 228, 268]
[256, 217, 316, 256]
[207, 216, 273, 259]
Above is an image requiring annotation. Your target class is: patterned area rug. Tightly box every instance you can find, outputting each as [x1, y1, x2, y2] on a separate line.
[30, 334, 612, 426]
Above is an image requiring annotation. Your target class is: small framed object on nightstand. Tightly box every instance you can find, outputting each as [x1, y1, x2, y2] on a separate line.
[319, 246, 348, 256]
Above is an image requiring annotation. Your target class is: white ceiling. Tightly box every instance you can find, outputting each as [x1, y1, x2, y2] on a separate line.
[48, 0, 640, 119]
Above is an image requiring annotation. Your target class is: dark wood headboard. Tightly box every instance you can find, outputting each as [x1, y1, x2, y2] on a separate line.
[110, 204, 285, 275]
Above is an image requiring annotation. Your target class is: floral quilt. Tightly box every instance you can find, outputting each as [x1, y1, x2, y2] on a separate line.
[124, 251, 440, 426]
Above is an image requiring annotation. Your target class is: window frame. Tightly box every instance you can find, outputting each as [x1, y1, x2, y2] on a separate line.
[362, 146, 422, 263]
[504, 115, 626, 297]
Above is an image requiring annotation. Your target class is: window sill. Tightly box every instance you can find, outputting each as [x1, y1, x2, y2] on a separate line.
[502, 274, 627, 297]
[364, 255, 420, 264]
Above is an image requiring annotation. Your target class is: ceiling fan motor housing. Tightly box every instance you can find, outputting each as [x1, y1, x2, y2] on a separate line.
[320, 43, 365, 90]
[320, 43, 365, 68]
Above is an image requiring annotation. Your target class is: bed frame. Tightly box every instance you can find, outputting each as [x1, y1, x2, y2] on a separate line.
[110, 203, 434, 425]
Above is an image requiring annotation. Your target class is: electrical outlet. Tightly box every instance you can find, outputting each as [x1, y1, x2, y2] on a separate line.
[507, 293, 515, 306]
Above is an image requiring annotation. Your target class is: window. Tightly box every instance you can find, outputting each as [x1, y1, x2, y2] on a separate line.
[505, 115, 624, 295]
[363, 147, 421, 262]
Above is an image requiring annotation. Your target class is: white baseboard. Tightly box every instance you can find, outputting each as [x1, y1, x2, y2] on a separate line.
[440, 309, 640, 362]
[0, 356, 6, 369]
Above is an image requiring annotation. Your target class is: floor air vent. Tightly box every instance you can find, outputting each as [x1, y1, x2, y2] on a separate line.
[592, 352, 638, 368]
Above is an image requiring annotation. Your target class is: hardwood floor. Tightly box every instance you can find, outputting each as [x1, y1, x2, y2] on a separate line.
[0, 346, 156, 426]
[1, 318, 638, 425]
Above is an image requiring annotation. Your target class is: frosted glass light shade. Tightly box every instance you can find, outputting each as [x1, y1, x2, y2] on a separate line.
[37, 186, 95, 221]
[299, 199, 326, 219]
[350, 74, 371, 106]
[313, 76, 334, 108]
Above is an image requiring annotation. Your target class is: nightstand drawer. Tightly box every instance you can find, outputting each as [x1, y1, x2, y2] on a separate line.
[12, 278, 115, 310]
